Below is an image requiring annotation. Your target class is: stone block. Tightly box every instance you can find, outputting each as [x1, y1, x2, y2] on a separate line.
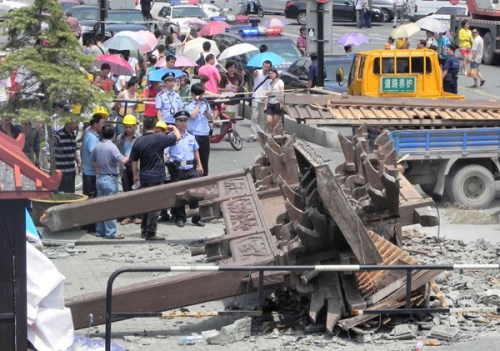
[429, 325, 459, 341]
[207, 317, 252, 345]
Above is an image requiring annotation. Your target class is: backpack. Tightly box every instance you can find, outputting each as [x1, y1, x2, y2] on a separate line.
[194, 53, 205, 75]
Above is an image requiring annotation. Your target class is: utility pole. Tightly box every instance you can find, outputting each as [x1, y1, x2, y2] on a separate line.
[100, 0, 108, 36]
[306, 0, 333, 88]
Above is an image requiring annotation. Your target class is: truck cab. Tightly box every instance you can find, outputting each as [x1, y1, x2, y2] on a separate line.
[343, 49, 464, 99]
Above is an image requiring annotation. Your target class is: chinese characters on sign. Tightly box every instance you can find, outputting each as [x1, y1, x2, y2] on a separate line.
[381, 76, 416, 93]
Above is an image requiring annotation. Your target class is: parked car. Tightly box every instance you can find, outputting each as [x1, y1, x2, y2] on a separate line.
[280, 56, 352, 93]
[261, 0, 288, 15]
[201, 2, 222, 18]
[372, 0, 394, 22]
[0, 0, 28, 20]
[428, 5, 468, 30]
[70, 5, 149, 42]
[153, 4, 209, 34]
[285, 0, 384, 26]
[59, 0, 85, 13]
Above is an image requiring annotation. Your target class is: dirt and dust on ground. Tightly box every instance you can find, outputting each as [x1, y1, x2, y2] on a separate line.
[442, 204, 499, 225]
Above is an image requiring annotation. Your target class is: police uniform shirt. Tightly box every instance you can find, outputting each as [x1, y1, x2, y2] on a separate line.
[184, 99, 212, 136]
[155, 88, 184, 124]
[166, 132, 199, 170]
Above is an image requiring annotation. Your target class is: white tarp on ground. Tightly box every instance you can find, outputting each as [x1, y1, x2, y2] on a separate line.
[26, 241, 74, 351]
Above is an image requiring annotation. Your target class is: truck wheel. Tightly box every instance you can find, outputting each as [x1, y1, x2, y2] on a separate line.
[297, 11, 307, 25]
[447, 165, 495, 209]
[483, 32, 500, 65]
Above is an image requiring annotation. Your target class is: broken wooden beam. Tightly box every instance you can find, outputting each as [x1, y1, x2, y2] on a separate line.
[42, 170, 246, 231]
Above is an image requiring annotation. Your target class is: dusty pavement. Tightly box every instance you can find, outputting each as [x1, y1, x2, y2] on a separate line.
[39, 120, 500, 350]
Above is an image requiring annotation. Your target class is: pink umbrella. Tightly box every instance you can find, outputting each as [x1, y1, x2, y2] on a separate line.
[94, 55, 133, 76]
[199, 21, 230, 37]
[174, 55, 198, 67]
[186, 18, 208, 28]
[135, 30, 158, 53]
[263, 17, 289, 28]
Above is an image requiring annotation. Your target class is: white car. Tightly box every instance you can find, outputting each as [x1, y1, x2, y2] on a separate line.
[201, 3, 222, 18]
[428, 5, 469, 30]
[0, 0, 29, 19]
[151, 4, 209, 34]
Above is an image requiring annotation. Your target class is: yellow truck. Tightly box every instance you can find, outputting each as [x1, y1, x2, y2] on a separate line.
[338, 49, 464, 99]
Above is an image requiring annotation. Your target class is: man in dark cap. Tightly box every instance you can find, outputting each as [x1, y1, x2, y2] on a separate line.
[155, 72, 184, 125]
[165, 110, 205, 228]
[442, 44, 460, 94]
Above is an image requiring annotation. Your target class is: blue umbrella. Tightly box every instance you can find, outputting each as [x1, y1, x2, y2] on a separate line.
[246, 52, 285, 68]
[148, 68, 187, 82]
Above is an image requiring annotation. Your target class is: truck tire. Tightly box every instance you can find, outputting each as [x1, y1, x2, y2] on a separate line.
[447, 165, 495, 209]
[483, 32, 500, 65]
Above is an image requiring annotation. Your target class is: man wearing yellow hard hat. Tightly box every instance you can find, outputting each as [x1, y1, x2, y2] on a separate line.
[80, 106, 109, 233]
[155, 120, 167, 134]
[115, 114, 142, 225]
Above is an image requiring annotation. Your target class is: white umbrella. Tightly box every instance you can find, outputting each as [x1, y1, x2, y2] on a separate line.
[218, 43, 259, 61]
[180, 37, 220, 62]
[390, 23, 421, 38]
[416, 17, 449, 33]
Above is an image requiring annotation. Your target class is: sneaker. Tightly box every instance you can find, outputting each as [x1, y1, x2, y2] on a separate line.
[480, 79, 486, 86]
[470, 85, 479, 88]
[176, 220, 185, 228]
[145, 235, 165, 241]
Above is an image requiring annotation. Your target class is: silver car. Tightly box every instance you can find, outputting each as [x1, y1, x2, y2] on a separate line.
[261, 0, 288, 14]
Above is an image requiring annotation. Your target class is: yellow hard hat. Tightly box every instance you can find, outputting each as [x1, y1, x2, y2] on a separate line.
[156, 121, 167, 129]
[123, 114, 137, 126]
[92, 106, 110, 117]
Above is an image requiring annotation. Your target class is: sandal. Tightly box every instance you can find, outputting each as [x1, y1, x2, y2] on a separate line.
[134, 218, 142, 224]
[120, 218, 132, 225]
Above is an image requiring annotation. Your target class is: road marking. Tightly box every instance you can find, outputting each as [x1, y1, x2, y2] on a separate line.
[460, 86, 500, 100]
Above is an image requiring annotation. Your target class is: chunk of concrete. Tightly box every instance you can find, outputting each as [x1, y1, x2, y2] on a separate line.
[429, 325, 459, 341]
[207, 317, 252, 345]
[392, 324, 415, 340]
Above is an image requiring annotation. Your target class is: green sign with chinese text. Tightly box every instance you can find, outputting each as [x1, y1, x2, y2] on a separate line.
[380, 76, 416, 93]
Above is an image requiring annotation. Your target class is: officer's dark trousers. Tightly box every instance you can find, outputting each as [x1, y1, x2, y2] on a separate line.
[171, 168, 200, 223]
[194, 135, 210, 176]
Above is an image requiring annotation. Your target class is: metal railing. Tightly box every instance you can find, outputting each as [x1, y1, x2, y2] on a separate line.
[104, 263, 500, 350]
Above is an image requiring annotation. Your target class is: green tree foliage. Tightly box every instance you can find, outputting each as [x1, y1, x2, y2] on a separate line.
[0, 0, 110, 124]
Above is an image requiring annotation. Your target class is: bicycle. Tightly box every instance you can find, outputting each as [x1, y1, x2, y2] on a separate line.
[209, 104, 243, 151]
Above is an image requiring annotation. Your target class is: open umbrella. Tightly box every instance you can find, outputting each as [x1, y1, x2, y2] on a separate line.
[94, 55, 133, 76]
[246, 52, 285, 67]
[135, 30, 158, 52]
[148, 68, 187, 82]
[181, 37, 220, 62]
[174, 55, 198, 67]
[103, 32, 142, 51]
[218, 43, 259, 61]
[186, 18, 208, 28]
[199, 21, 230, 37]
[416, 17, 449, 33]
[390, 23, 421, 38]
[336, 33, 370, 46]
[262, 17, 289, 28]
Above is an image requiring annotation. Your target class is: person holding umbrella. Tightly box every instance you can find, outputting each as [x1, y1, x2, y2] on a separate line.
[263, 67, 284, 134]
